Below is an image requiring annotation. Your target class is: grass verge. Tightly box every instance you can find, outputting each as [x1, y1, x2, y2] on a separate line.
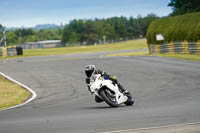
[106, 51, 200, 62]
[106, 51, 149, 56]
[156, 54, 200, 62]
[0, 75, 31, 110]
[2, 38, 198, 62]
[0, 38, 147, 59]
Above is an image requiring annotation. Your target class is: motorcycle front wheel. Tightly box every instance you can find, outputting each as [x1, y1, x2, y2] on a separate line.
[99, 89, 119, 107]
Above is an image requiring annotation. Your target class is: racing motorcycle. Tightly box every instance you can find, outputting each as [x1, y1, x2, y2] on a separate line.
[87, 74, 134, 107]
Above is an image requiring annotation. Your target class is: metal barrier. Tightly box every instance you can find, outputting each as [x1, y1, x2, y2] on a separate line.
[149, 41, 200, 54]
[7, 47, 17, 56]
[0, 47, 23, 57]
[0, 47, 2, 56]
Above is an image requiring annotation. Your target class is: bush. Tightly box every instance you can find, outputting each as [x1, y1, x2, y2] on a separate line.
[146, 12, 200, 44]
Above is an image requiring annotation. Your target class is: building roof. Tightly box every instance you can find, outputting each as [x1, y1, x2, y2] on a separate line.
[37, 40, 61, 44]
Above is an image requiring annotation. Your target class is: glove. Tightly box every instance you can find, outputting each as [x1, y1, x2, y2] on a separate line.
[85, 78, 90, 84]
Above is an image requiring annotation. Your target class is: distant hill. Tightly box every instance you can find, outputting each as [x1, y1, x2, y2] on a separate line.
[5, 27, 18, 31]
[6, 24, 63, 31]
[34, 24, 61, 30]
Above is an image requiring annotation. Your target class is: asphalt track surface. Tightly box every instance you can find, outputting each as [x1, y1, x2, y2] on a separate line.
[0, 52, 200, 133]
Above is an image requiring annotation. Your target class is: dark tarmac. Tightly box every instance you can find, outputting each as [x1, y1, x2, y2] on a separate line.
[0, 52, 200, 133]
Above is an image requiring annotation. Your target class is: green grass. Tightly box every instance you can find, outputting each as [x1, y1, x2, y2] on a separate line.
[0, 38, 147, 59]
[2, 38, 199, 62]
[24, 38, 147, 56]
[156, 53, 200, 62]
[106, 51, 149, 56]
[107, 51, 200, 62]
[0, 75, 31, 110]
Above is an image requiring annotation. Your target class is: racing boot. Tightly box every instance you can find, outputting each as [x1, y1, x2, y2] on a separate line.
[95, 96, 103, 103]
[117, 83, 129, 94]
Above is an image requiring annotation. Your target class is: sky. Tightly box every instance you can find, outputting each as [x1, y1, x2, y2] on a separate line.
[0, 0, 172, 28]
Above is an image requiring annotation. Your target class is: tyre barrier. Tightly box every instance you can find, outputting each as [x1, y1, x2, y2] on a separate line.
[0, 47, 23, 57]
[16, 47, 23, 55]
[148, 41, 200, 54]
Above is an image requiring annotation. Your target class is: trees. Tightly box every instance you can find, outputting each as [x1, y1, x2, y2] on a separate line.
[140, 14, 159, 36]
[0, 14, 158, 46]
[62, 14, 158, 45]
[6, 31, 18, 45]
[1, 28, 63, 46]
[146, 12, 200, 44]
[168, 0, 200, 16]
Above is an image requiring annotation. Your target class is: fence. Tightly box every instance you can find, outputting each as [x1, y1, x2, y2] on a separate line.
[148, 41, 200, 54]
[7, 47, 17, 56]
[16, 40, 63, 49]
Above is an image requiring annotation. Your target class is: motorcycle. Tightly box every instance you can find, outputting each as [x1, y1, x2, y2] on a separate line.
[87, 74, 134, 107]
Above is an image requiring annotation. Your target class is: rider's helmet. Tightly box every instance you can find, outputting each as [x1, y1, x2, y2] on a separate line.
[85, 65, 96, 77]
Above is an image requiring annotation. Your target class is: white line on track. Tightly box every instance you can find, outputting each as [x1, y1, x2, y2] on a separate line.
[0, 72, 37, 111]
[100, 122, 200, 133]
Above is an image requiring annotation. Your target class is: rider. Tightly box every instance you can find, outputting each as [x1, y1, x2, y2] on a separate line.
[85, 65, 129, 102]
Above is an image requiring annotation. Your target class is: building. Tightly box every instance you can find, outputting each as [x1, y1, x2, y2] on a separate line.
[16, 40, 63, 49]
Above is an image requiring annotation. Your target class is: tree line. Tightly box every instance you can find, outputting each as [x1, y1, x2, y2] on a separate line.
[168, 0, 200, 16]
[0, 14, 158, 46]
[0, 27, 62, 46]
[2, 0, 198, 46]
[62, 14, 159, 45]
[147, 0, 200, 44]
[147, 12, 200, 44]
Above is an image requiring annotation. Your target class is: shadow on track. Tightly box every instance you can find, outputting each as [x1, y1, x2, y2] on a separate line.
[81, 105, 131, 110]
